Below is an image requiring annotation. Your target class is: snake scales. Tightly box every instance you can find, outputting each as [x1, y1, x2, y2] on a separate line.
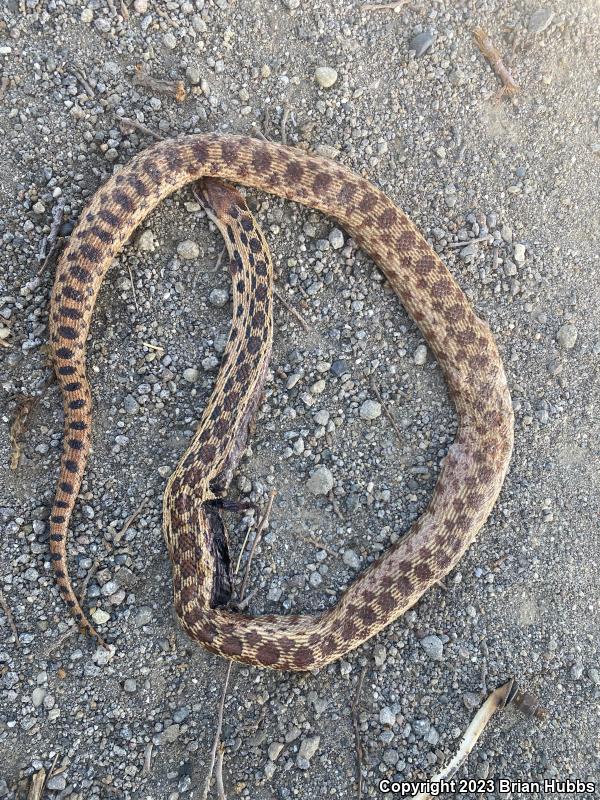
[49, 133, 513, 670]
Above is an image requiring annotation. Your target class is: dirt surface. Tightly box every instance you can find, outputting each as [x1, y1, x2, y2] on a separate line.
[1, 0, 599, 798]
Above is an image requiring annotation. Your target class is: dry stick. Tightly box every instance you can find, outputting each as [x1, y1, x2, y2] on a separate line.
[119, 116, 164, 141]
[37, 197, 66, 275]
[215, 748, 227, 800]
[202, 490, 277, 800]
[134, 65, 186, 102]
[274, 288, 310, 332]
[361, 0, 409, 10]
[473, 27, 519, 97]
[444, 235, 490, 249]
[113, 497, 148, 547]
[370, 381, 403, 446]
[351, 665, 368, 800]
[45, 627, 76, 656]
[73, 66, 95, 98]
[280, 106, 290, 146]
[126, 262, 140, 312]
[238, 489, 277, 602]
[0, 589, 19, 649]
[300, 534, 339, 557]
[27, 768, 46, 800]
[78, 559, 100, 606]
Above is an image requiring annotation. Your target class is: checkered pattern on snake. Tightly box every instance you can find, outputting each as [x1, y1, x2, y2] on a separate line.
[48, 134, 514, 670]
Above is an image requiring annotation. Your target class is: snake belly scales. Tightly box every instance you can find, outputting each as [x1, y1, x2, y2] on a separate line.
[48, 133, 514, 671]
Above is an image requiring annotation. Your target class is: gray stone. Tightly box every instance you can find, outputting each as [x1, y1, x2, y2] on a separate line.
[420, 634, 444, 661]
[328, 228, 344, 249]
[330, 359, 348, 377]
[528, 8, 554, 34]
[306, 466, 334, 495]
[46, 774, 67, 791]
[379, 706, 396, 726]
[177, 240, 200, 260]
[414, 344, 428, 365]
[343, 549, 361, 569]
[298, 735, 320, 761]
[183, 367, 199, 383]
[209, 288, 229, 307]
[556, 323, 577, 349]
[314, 67, 337, 88]
[410, 32, 434, 58]
[360, 399, 381, 420]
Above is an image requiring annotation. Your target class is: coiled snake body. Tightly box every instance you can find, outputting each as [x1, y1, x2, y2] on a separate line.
[49, 134, 513, 670]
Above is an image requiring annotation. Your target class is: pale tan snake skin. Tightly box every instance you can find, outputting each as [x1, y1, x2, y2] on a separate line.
[48, 133, 514, 670]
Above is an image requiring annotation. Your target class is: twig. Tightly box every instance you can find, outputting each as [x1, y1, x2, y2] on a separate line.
[351, 665, 368, 799]
[134, 65, 186, 102]
[0, 589, 19, 649]
[112, 498, 148, 547]
[370, 381, 403, 446]
[300, 534, 339, 557]
[0, 76, 10, 101]
[280, 106, 290, 146]
[473, 27, 519, 97]
[274, 288, 310, 332]
[126, 262, 139, 312]
[202, 490, 276, 800]
[79, 559, 100, 606]
[215, 747, 227, 800]
[445, 235, 489, 249]
[142, 341, 165, 353]
[142, 743, 153, 775]
[73, 66, 95, 98]
[27, 768, 45, 800]
[45, 627, 76, 656]
[238, 490, 276, 602]
[119, 116, 164, 141]
[361, 0, 409, 10]
[37, 197, 66, 275]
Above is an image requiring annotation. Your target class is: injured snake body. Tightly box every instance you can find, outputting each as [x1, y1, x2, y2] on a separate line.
[48, 134, 514, 670]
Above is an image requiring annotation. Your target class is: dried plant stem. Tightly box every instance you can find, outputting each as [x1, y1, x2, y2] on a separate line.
[119, 116, 164, 141]
[274, 288, 310, 331]
[473, 27, 519, 96]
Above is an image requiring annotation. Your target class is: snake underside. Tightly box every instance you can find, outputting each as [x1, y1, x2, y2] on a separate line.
[48, 133, 514, 670]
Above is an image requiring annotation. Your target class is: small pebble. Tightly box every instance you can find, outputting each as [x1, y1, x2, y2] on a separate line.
[177, 240, 200, 260]
[360, 399, 381, 420]
[420, 634, 444, 661]
[183, 368, 199, 383]
[314, 67, 338, 88]
[410, 32, 434, 57]
[414, 344, 428, 365]
[306, 466, 334, 495]
[343, 549, 361, 569]
[556, 323, 577, 350]
[209, 288, 229, 307]
[328, 228, 344, 249]
[298, 735, 320, 763]
[528, 8, 554, 34]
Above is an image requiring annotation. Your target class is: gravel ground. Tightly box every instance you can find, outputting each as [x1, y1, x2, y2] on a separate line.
[1, 1, 599, 798]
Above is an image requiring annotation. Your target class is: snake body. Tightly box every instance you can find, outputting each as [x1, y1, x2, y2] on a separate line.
[49, 134, 513, 670]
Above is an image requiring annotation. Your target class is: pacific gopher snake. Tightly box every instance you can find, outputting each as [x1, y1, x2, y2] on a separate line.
[49, 134, 514, 670]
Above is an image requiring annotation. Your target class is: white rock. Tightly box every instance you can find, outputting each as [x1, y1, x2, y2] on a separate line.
[138, 229, 156, 251]
[314, 66, 338, 88]
[306, 466, 334, 495]
[556, 323, 577, 350]
[414, 344, 428, 365]
[183, 368, 199, 383]
[379, 706, 396, 726]
[513, 243, 526, 263]
[177, 240, 200, 260]
[298, 735, 320, 761]
[360, 399, 381, 420]
[92, 608, 110, 624]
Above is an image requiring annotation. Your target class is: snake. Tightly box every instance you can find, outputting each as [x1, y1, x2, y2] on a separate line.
[48, 133, 514, 671]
